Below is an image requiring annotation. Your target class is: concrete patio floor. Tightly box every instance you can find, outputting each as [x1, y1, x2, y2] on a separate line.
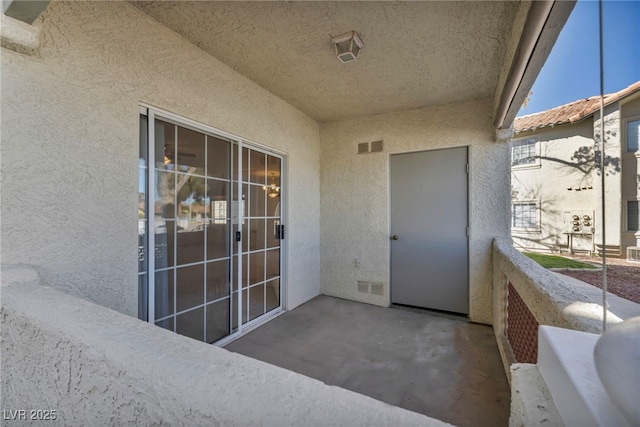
[225, 295, 510, 427]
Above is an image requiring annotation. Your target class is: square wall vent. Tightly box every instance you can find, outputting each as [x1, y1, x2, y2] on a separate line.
[357, 142, 369, 154]
[370, 140, 383, 152]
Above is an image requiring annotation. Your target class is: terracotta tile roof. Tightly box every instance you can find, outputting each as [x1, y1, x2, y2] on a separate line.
[514, 80, 640, 134]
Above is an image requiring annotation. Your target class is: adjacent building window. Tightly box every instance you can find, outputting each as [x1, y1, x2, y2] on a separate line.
[628, 201, 639, 231]
[511, 138, 538, 166]
[626, 118, 639, 153]
[512, 202, 539, 230]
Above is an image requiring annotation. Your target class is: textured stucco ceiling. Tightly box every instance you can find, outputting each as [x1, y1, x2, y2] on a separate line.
[133, 1, 520, 122]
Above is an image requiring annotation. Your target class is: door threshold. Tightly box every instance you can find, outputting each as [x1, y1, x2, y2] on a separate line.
[390, 303, 468, 321]
[215, 308, 286, 347]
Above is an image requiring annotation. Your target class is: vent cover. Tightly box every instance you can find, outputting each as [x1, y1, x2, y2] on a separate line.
[357, 142, 369, 154]
[357, 281, 369, 293]
[370, 283, 384, 295]
[370, 140, 383, 152]
[357, 281, 384, 295]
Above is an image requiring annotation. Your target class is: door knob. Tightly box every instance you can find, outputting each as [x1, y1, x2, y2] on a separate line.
[392, 235, 399, 240]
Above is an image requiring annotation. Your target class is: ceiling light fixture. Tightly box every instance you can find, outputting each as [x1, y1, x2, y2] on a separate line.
[331, 31, 363, 63]
[263, 175, 280, 199]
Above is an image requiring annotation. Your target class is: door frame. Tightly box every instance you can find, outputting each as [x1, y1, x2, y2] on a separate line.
[139, 104, 288, 345]
[387, 146, 470, 314]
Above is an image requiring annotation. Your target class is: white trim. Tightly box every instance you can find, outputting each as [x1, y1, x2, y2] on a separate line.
[147, 110, 156, 324]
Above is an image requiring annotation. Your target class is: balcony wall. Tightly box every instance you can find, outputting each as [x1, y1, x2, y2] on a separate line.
[1, 265, 450, 427]
[491, 237, 626, 379]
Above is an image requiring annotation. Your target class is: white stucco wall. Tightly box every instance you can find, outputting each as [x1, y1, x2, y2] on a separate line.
[319, 99, 510, 325]
[620, 96, 640, 254]
[594, 105, 623, 253]
[1, 1, 321, 315]
[511, 121, 596, 253]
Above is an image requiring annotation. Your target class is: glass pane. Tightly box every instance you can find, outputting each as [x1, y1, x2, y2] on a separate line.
[155, 220, 174, 269]
[207, 135, 230, 179]
[176, 227, 204, 265]
[249, 185, 266, 217]
[266, 155, 281, 186]
[138, 274, 148, 321]
[266, 191, 280, 217]
[155, 317, 174, 332]
[177, 175, 206, 224]
[207, 179, 229, 221]
[206, 299, 230, 343]
[206, 260, 230, 302]
[177, 126, 205, 175]
[231, 291, 238, 331]
[155, 269, 174, 318]
[249, 219, 266, 251]
[249, 251, 265, 286]
[176, 264, 204, 312]
[176, 307, 204, 341]
[241, 289, 249, 325]
[139, 167, 147, 219]
[627, 120, 640, 152]
[139, 114, 148, 166]
[266, 219, 280, 249]
[207, 222, 229, 261]
[249, 150, 266, 184]
[249, 284, 265, 321]
[628, 201, 639, 231]
[155, 120, 175, 169]
[266, 278, 280, 313]
[266, 249, 280, 281]
[154, 171, 175, 220]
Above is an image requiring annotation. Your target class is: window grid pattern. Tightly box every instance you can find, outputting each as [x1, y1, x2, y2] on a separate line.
[139, 113, 283, 345]
[512, 202, 538, 229]
[511, 139, 537, 166]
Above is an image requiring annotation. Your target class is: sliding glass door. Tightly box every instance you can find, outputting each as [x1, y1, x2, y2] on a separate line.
[138, 107, 284, 344]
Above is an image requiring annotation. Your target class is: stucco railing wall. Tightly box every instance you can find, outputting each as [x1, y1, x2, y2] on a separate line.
[1, 266, 450, 427]
[492, 237, 610, 380]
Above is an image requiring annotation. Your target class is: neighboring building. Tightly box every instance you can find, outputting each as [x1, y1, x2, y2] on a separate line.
[511, 81, 640, 258]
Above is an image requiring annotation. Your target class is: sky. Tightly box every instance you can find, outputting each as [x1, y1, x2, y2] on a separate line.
[517, 0, 640, 117]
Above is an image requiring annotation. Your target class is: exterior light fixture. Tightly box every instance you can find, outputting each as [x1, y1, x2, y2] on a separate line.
[331, 31, 363, 63]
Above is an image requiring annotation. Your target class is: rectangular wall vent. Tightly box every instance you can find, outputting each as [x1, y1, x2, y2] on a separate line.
[370, 282, 384, 295]
[370, 140, 383, 152]
[357, 142, 369, 154]
[357, 281, 384, 295]
[357, 281, 369, 293]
